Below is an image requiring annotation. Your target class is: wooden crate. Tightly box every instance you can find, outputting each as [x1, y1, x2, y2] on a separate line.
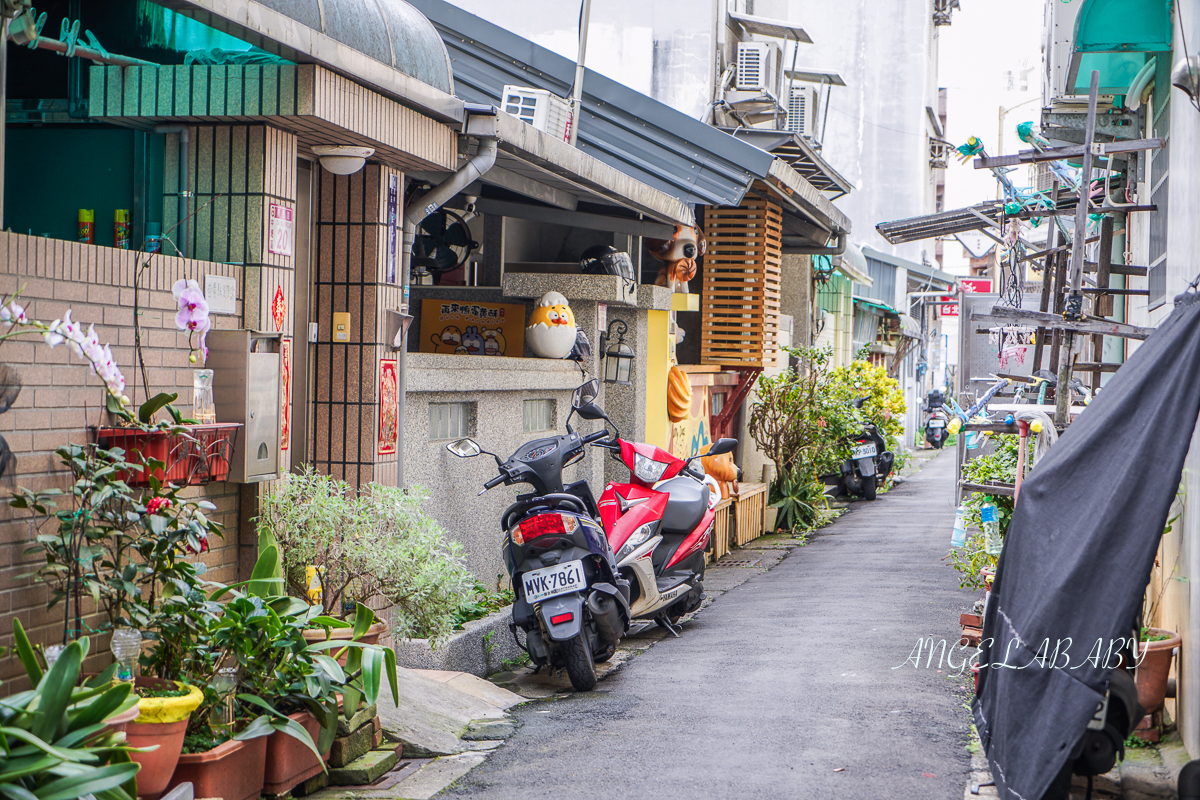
[700, 193, 783, 369]
[708, 495, 733, 562]
[733, 482, 768, 547]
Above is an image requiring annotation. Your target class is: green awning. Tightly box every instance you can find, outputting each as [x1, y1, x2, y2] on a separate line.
[1070, 0, 1173, 94]
[852, 296, 899, 316]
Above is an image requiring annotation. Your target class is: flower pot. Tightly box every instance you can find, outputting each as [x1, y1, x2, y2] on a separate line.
[167, 735, 268, 800]
[1136, 628, 1182, 713]
[126, 678, 203, 800]
[764, 506, 779, 533]
[102, 703, 140, 737]
[263, 711, 328, 796]
[303, 620, 390, 666]
[96, 423, 240, 486]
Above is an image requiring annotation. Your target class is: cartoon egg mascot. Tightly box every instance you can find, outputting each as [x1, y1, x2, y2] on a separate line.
[526, 291, 577, 359]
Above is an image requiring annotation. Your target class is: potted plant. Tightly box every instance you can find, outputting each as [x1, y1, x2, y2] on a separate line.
[1136, 626, 1182, 713]
[257, 469, 474, 650]
[2, 623, 141, 800]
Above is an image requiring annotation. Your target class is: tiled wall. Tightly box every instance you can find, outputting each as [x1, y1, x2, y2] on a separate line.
[311, 163, 403, 486]
[0, 233, 245, 687]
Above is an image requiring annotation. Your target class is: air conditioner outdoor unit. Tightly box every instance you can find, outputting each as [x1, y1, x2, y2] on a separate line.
[501, 85, 573, 142]
[786, 85, 816, 136]
[736, 41, 781, 93]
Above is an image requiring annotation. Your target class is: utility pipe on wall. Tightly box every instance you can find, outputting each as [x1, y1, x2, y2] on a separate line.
[568, 0, 592, 146]
[154, 124, 190, 258]
[396, 114, 499, 484]
[781, 232, 848, 256]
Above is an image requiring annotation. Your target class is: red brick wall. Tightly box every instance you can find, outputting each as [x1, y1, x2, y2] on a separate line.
[0, 232, 247, 688]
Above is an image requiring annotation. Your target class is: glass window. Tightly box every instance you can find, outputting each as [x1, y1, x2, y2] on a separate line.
[522, 399, 555, 433]
[429, 402, 475, 441]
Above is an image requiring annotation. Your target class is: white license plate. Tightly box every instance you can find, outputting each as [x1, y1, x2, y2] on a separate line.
[928, 420, 946, 428]
[522, 560, 586, 603]
[852, 443, 877, 459]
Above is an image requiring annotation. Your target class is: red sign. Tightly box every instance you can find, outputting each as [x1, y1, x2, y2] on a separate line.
[280, 338, 292, 452]
[271, 285, 287, 332]
[940, 278, 992, 317]
[378, 360, 398, 456]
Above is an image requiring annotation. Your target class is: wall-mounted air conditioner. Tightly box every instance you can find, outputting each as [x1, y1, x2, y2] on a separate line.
[501, 86, 573, 142]
[736, 41, 781, 94]
[786, 85, 816, 136]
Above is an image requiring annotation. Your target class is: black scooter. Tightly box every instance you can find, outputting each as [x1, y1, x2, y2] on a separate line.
[446, 382, 630, 692]
[835, 397, 894, 501]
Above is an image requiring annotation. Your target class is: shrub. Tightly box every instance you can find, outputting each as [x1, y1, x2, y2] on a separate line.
[257, 468, 474, 645]
[947, 435, 1031, 590]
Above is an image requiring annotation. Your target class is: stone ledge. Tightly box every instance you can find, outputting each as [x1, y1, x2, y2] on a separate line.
[405, 352, 579, 393]
[393, 606, 523, 677]
[503, 272, 639, 307]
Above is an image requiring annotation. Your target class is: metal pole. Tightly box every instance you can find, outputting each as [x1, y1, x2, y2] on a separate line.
[1067, 71, 1100, 305]
[568, 0, 592, 146]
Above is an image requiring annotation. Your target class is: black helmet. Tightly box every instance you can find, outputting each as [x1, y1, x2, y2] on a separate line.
[580, 245, 635, 281]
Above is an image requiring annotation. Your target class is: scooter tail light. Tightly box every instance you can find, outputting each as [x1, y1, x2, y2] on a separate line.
[513, 512, 575, 545]
[550, 612, 574, 625]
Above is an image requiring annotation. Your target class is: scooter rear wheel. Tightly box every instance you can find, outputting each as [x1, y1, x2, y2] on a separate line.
[862, 473, 877, 501]
[563, 632, 597, 691]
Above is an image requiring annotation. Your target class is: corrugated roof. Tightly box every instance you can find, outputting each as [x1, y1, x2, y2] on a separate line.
[410, 0, 768, 208]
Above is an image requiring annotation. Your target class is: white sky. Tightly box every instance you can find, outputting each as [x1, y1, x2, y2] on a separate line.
[939, 0, 1046, 213]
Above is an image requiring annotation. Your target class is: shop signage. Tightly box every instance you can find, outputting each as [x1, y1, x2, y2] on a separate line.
[941, 277, 992, 317]
[205, 274, 237, 316]
[418, 299, 526, 357]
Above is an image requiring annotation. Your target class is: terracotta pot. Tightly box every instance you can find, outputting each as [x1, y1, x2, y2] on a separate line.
[102, 703, 140, 737]
[263, 711, 328, 796]
[127, 718, 189, 800]
[126, 677, 202, 800]
[1136, 628, 1182, 713]
[167, 735, 268, 800]
[303, 620, 390, 666]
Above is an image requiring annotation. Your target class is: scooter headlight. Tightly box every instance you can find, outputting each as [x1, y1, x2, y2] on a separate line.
[633, 453, 669, 483]
[616, 521, 658, 560]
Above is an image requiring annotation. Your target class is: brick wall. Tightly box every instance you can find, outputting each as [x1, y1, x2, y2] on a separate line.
[0, 232, 247, 687]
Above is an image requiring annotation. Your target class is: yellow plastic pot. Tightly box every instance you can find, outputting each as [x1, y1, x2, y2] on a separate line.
[134, 681, 203, 724]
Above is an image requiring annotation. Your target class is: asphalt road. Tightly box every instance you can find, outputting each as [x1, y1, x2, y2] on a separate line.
[442, 451, 977, 800]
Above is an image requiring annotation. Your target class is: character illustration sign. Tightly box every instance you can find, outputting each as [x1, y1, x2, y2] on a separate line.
[378, 359, 398, 456]
[280, 338, 292, 451]
[418, 299, 525, 356]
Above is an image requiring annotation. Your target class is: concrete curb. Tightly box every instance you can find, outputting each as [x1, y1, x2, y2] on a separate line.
[393, 606, 522, 677]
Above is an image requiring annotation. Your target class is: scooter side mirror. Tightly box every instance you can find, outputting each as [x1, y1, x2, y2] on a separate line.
[706, 438, 737, 457]
[572, 379, 600, 409]
[574, 401, 609, 422]
[446, 438, 482, 458]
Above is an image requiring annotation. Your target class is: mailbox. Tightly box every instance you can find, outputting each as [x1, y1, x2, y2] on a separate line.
[207, 330, 282, 483]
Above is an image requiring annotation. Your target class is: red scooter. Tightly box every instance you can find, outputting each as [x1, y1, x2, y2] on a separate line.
[587, 405, 736, 633]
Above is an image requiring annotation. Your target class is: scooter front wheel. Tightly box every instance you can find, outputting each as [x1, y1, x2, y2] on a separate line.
[563, 632, 597, 691]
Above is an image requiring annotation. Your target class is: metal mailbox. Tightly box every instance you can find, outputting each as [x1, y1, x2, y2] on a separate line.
[207, 330, 282, 483]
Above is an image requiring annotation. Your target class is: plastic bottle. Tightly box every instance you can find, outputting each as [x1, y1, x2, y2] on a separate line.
[982, 504, 1002, 555]
[951, 504, 968, 547]
[110, 627, 142, 683]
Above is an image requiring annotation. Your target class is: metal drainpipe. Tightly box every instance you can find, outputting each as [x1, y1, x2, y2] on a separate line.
[396, 131, 498, 485]
[781, 232, 848, 256]
[154, 125, 190, 258]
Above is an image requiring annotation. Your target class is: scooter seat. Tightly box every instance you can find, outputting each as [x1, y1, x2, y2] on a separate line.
[656, 476, 708, 534]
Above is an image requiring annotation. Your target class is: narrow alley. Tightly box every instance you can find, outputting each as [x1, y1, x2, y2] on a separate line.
[441, 453, 975, 800]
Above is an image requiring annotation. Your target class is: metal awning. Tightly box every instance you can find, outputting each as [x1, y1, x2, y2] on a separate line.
[837, 245, 873, 286]
[898, 313, 923, 339]
[784, 69, 846, 87]
[720, 127, 853, 197]
[412, 0, 850, 243]
[727, 11, 812, 42]
[854, 296, 899, 315]
[876, 195, 1084, 244]
[153, 0, 465, 123]
[1068, 0, 1172, 93]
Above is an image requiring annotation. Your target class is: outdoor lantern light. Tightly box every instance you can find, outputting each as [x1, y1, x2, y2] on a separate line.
[813, 254, 835, 284]
[600, 319, 635, 385]
[312, 145, 375, 175]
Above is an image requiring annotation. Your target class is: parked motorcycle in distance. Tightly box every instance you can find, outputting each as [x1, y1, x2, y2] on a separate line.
[588, 419, 733, 634]
[835, 397, 894, 501]
[445, 381, 630, 691]
[924, 390, 948, 450]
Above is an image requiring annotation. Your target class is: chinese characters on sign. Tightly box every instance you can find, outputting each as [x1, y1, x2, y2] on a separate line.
[280, 338, 292, 452]
[417, 299, 526, 356]
[940, 278, 992, 317]
[204, 275, 237, 316]
[269, 203, 294, 257]
[271, 286, 287, 332]
[378, 359, 398, 455]
[386, 175, 399, 285]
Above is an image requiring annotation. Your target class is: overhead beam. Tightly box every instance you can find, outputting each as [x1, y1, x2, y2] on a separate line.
[971, 305, 1152, 340]
[470, 165, 579, 211]
[972, 137, 1163, 169]
[473, 197, 675, 238]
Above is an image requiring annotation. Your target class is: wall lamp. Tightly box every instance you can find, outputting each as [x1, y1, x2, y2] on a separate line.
[312, 145, 375, 175]
[599, 319, 635, 385]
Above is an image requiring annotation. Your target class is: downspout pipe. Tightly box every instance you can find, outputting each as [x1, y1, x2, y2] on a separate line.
[154, 124, 190, 258]
[781, 231, 847, 255]
[397, 114, 498, 484]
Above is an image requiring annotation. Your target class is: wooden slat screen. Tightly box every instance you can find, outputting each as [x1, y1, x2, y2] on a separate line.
[700, 194, 782, 368]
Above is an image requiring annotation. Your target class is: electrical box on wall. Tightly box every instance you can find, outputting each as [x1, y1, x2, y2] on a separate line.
[207, 330, 282, 483]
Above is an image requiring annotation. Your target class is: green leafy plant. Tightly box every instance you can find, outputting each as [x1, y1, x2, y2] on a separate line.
[257, 468, 474, 645]
[828, 359, 907, 453]
[0, 620, 141, 800]
[12, 441, 222, 644]
[451, 581, 515, 631]
[947, 435, 1032, 589]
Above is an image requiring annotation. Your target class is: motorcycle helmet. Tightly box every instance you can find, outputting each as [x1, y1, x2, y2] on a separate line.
[580, 245, 635, 282]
